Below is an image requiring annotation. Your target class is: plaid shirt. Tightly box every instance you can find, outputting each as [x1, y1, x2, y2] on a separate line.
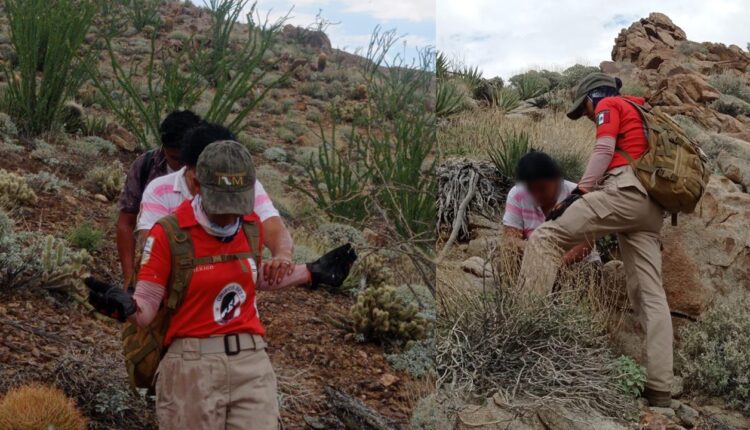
[118, 149, 172, 213]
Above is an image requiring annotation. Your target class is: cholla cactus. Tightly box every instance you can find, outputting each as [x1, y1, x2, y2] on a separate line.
[0, 169, 37, 209]
[317, 52, 327, 72]
[341, 252, 395, 292]
[85, 160, 124, 200]
[36, 235, 90, 289]
[350, 285, 428, 343]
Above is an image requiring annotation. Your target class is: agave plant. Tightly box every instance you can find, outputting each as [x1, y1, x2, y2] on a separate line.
[490, 87, 521, 113]
[486, 130, 533, 179]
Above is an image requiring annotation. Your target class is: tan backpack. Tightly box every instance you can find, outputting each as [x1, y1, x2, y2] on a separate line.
[617, 99, 710, 225]
[121, 214, 261, 392]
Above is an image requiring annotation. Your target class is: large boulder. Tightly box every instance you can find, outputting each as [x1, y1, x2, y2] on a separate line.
[661, 176, 750, 318]
[612, 13, 686, 68]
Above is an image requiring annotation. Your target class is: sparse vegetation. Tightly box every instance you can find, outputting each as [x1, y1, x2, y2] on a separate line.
[485, 130, 533, 179]
[509, 70, 550, 100]
[351, 285, 428, 344]
[711, 93, 750, 117]
[85, 160, 124, 199]
[678, 292, 750, 413]
[0, 169, 37, 210]
[119, 0, 164, 31]
[708, 71, 750, 104]
[67, 223, 104, 252]
[1, 0, 96, 134]
[0, 384, 87, 430]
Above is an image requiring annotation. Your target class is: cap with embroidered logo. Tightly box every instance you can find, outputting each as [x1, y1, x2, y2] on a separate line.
[567, 72, 618, 120]
[196, 140, 256, 215]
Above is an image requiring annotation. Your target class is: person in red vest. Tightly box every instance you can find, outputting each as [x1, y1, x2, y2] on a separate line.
[87, 140, 356, 429]
[516, 73, 672, 407]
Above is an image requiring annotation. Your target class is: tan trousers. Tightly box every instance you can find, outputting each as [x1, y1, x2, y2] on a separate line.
[155, 336, 280, 430]
[517, 166, 673, 392]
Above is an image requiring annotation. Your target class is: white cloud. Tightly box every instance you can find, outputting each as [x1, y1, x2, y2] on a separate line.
[340, 0, 435, 23]
[438, 0, 750, 78]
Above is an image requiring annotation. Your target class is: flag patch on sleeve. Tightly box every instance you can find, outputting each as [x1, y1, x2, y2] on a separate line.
[596, 110, 610, 126]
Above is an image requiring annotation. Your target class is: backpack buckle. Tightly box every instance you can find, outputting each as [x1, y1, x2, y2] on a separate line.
[224, 333, 241, 356]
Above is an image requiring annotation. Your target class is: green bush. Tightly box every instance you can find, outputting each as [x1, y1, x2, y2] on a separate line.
[678, 293, 750, 413]
[613, 356, 647, 399]
[2, 0, 95, 134]
[118, 0, 163, 31]
[490, 87, 521, 112]
[677, 41, 709, 56]
[385, 338, 434, 378]
[486, 130, 533, 179]
[561, 64, 600, 89]
[24, 172, 73, 195]
[621, 82, 646, 97]
[708, 72, 750, 104]
[67, 223, 104, 252]
[0, 113, 19, 137]
[85, 160, 124, 199]
[69, 136, 118, 157]
[509, 71, 550, 100]
[436, 79, 466, 117]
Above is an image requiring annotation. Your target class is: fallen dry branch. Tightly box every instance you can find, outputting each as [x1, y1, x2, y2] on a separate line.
[324, 386, 407, 430]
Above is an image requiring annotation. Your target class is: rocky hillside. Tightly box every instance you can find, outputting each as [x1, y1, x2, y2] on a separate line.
[0, 1, 434, 429]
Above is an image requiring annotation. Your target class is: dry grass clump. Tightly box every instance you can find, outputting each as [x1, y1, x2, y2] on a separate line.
[0, 383, 87, 430]
[439, 110, 593, 168]
[436, 246, 636, 420]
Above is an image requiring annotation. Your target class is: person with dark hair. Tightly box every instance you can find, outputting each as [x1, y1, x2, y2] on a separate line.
[517, 72, 672, 407]
[117, 110, 204, 287]
[137, 122, 345, 289]
[503, 151, 598, 265]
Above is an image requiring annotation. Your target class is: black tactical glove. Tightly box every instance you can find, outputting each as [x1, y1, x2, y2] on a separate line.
[85, 277, 137, 322]
[546, 187, 585, 221]
[306, 243, 358, 289]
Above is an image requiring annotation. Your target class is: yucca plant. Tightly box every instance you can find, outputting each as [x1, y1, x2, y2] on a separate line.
[456, 64, 483, 95]
[491, 87, 521, 112]
[2, 0, 96, 135]
[118, 0, 164, 31]
[436, 80, 465, 117]
[511, 71, 550, 100]
[486, 130, 533, 179]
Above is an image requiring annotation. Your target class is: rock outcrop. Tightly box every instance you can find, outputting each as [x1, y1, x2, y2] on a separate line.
[661, 176, 750, 318]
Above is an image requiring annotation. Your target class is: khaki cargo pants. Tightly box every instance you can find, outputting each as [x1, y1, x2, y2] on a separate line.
[155, 335, 280, 430]
[517, 166, 673, 392]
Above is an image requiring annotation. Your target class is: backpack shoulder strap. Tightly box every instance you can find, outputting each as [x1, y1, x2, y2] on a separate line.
[241, 221, 262, 268]
[157, 214, 195, 311]
[139, 149, 157, 192]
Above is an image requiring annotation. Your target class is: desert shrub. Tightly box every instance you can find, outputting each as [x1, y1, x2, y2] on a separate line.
[490, 87, 521, 112]
[30, 139, 66, 168]
[91, 1, 288, 148]
[385, 338, 434, 378]
[455, 64, 484, 96]
[561, 64, 600, 89]
[305, 108, 322, 123]
[276, 127, 297, 143]
[0, 215, 90, 290]
[677, 41, 709, 56]
[0, 384, 87, 430]
[708, 72, 750, 103]
[85, 160, 124, 199]
[437, 247, 636, 419]
[613, 356, 647, 399]
[0, 113, 18, 136]
[1, 0, 95, 134]
[24, 172, 73, 195]
[318, 222, 365, 248]
[677, 292, 750, 413]
[350, 284, 428, 344]
[509, 71, 550, 100]
[436, 79, 466, 117]
[0, 169, 37, 209]
[341, 252, 395, 294]
[485, 130, 533, 179]
[80, 115, 108, 137]
[69, 136, 118, 157]
[710, 93, 750, 117]
[67, 223, 104, 252]
[410, 394, 438, 430]
[299, 81, 328, 99]
[118, 0, 163, 31]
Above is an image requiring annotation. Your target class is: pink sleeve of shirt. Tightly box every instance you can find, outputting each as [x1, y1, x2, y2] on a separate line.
[129, 280, 165, 327]
[502, 186, 524, 230]
[578, 136, 616, 191]
[253, 180, 280, 222]
[136, 180, 172, 231]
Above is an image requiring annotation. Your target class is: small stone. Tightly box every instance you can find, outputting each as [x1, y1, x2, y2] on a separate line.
[671, 376, 684, 397]
[263, 147, 288, 162]
[675, 403, 699, 428]
[379, 373, 399, 387]
[94, 194, 109, 203]
[650, 407, 677, 420]
[460, 256, 490, 278]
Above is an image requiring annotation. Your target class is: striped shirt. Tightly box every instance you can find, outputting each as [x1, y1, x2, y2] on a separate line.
[136, 167, 279, 232]
[503, 180, 600, 262]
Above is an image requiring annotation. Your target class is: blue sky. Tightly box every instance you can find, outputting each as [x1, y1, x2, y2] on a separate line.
[253, 0, 435, 66]
[438, 0, 750, 79]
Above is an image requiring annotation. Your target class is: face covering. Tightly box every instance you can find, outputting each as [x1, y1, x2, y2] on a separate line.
[192, 195, 241, 238]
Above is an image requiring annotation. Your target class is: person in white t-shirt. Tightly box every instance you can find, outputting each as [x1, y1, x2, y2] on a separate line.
[503, 151, 600, 265]
[137, 123, 354, 288]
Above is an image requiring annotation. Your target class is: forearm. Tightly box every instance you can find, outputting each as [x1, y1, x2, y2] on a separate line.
[578, 136, 616, 191]
[562, 242, 593, 266]
[263, 216, 293, 258]
[116, 213, 137, 285]
[257, 264, 310, 290]
[128, 280, 165, 327]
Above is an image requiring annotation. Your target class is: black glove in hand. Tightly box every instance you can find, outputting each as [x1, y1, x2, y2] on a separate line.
[85, 277, 137, 322]
[306, 243, 358, 289]
[546, 188, 585, 221]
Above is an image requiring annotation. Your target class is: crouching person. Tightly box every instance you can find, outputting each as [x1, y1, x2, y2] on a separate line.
[86, 141, 353, 429]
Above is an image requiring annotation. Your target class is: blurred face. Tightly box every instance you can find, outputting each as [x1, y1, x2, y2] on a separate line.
[163, 146, 183, 171]
[584, 98, 596, 122]
[526, 178, 561, 209]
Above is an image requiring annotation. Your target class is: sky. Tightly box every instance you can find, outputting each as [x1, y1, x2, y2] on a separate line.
[252, 0, 436, 65]
[438, 0, 750, 79]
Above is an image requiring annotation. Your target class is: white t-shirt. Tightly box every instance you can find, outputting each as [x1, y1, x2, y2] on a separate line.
[136, 167, 280, 231]
[503, 180, 600, 263]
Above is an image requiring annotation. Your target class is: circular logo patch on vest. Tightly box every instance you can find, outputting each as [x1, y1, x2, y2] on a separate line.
[213, 282, 246, 325]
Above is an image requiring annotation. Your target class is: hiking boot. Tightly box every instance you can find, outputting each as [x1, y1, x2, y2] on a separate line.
[307, 243, 357, 289]
[643, 387, 672, 408]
